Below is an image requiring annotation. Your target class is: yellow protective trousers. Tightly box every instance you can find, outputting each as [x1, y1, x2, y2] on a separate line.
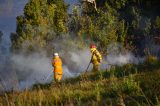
[54, 72, 62, 82]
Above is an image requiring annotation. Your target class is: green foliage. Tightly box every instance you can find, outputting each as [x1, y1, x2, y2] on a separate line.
[96, 0, 160, 51]
[141, 55, 160, 70]
[112, 64, 138, 77]
[69, 4, 128, 51]
[117, 20, 128, 45]
[11, 0, 160, 54]
[11, 0, 68, 53]
[154, 16, 160, 29]
[120, 76, 139, 94]
[107, 0, 128, 9]
[153, 16, 160, 34]
[145, 55, 158, 63]
[6, 0, 160, 105]
[111, 76, 140, 95]
[92, 11, 117, 46]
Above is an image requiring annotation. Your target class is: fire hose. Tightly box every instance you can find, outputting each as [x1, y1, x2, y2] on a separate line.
[85, 61, 91, 73]
[44, 71, 53, 81]
[85, 60, 115, 73]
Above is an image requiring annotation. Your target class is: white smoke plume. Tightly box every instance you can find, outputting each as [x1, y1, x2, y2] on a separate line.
[61, 50, 91, 78]
[107, 53, 139, 65]
[0, 36, 146, 92]
[11, 53, 53, 90]
[53, 36, 92, 77]
[0, 35, 91, 91]
[100, 43, 144, 70]
[0, 0, 159, 93]
[0, 0, 94, 92]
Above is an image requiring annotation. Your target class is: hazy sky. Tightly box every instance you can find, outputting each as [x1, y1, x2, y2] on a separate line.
[65, 0, 79, 13]
[0, 0, 28, 50]
[0, 0, 28, 32]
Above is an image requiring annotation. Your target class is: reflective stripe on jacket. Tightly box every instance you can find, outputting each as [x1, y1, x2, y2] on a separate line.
[90, 48, 102, 65]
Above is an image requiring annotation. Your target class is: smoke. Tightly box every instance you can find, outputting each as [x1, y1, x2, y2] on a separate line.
[0, 37, 146, 92]
[10, 53, 53, 90]
[100, 43, 144, 70]
[8, 42, 91, 90]
[1, 37, 147, 92]
[1, 35, 92, 91]
[53, 36, 92, 77]
[106, 53, 141, 66]
[0, 0, 92, 92]
[0, 53, 52, 92]
[0, 0, 28, 93]
[0, 0, 154, 92]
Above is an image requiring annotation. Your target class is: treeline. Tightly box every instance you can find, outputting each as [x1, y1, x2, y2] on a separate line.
[10, 0, 68, 54]
[11, 0, 160, 55]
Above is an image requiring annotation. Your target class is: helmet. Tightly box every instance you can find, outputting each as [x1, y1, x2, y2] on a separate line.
[54, 53, 59, 56]
[90, 44, 96, 48]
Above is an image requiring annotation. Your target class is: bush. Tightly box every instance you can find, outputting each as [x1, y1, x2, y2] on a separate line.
[111, 75, 140, 95]
[121, 76, 140, 94]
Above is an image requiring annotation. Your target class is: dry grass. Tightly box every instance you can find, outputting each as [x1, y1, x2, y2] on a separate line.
[0, 60, 160, 106]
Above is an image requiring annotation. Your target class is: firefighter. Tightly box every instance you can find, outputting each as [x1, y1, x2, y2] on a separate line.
[52, 53, 63, 82]
[90, 44, 102, 72]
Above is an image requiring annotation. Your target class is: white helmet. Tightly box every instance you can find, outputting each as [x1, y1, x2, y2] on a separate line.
[54, 53, 59, 56]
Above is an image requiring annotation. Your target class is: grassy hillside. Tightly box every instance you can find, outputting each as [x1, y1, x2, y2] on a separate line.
[0, 58, 160, 106]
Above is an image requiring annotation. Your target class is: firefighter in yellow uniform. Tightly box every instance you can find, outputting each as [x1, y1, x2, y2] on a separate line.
[90, 44, 102, 72]
[52, 53, 63, 82]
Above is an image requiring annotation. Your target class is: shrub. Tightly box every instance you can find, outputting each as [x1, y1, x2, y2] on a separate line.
[120, 76, 140, 94]
[111, 75, 140, 95]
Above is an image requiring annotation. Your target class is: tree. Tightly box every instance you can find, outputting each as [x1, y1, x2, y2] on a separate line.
[67, 0, 129, 54]
[11, 0, 68, 53]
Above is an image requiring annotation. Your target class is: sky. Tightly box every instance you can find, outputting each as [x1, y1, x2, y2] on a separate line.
[65, 0, 79, 13]
[0, 0, 28, 33]
[0, 0, 28, 52]
[0, 0, 28, 64]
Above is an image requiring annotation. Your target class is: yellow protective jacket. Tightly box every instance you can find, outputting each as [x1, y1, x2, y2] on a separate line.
[90, 48, 102, 65]
[52, 56, 63, 74]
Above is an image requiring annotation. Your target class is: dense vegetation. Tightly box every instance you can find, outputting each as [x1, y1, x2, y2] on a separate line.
[0, 58, 160, 106]
[10, 0, 68, 54]
[2, 0, 159, 105]
[10, 0, 160, 55]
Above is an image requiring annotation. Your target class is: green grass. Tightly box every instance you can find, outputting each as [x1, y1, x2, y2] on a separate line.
[0, 59, 160, 106]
